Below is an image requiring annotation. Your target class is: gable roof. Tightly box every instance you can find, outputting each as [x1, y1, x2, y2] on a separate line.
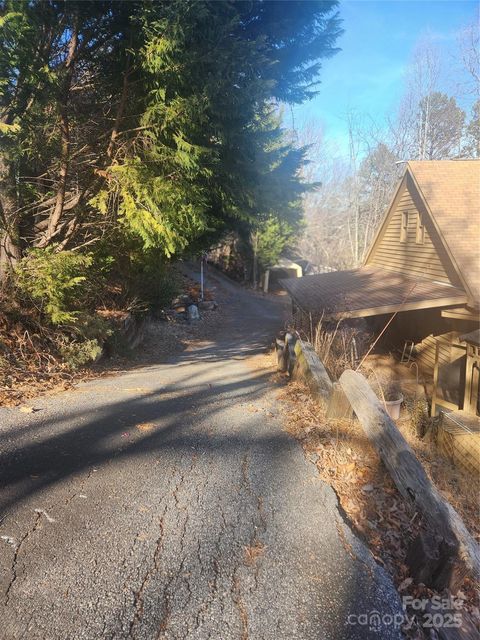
[406, 161, 480, 306]
[283, 161, 480, 319]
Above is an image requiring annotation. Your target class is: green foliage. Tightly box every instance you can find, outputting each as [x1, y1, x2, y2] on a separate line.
[15, 247, 92, 325]
[58, 338, 103, 370]
[1, 0, 343, 367]
[93, 1, 340, 257]
[97, 161, 208, 257]
[1, 1, 342, 259]
[87, 232, 181, 312]
[133, 255, 181, 312]
[14, 246, 112, 368]
[256, 217, 296, 271]
[419, 92, 465, 159]
[72, 313, 112, 343]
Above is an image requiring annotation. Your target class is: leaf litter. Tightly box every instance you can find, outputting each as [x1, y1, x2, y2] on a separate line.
[276, 376, 480, 638]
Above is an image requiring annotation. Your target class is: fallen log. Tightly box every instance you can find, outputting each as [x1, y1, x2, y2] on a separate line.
[339, 369, 480, 591]
[422, 600, 480, 640]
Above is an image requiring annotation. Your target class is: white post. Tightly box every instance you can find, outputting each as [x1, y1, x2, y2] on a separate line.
[263, 269, 270, 293]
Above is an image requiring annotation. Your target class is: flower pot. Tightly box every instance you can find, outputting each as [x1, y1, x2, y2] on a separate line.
[384, 394, 404, 420]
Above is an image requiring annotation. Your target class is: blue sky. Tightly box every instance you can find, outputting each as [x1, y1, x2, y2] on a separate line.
[291, 0, 478, 157]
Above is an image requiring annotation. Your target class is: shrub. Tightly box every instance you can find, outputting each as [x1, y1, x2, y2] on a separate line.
[91, 235, 181, 312]
[58, 338, 103, 369]
[15, 247, 93, 325]
[136, 255, 181, 311]
[313, 316, 372, 380]
[14, 247, 112, 369]
[72, 313, 112, 342]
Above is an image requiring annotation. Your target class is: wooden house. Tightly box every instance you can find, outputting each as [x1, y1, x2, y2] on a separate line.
[282, 160, 480, 417]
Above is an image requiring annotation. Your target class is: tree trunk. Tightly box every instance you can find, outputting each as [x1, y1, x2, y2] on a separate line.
[0, 230, 21, 280]
[251, 230, 258, 289]
[106, 61, 130, 160]
[0, 154, 21, 281]
[41, 19, 78, 246]
[44, 109, 70, 242]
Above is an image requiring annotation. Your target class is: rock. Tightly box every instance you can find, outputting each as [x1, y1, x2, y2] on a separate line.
[198, 300, 217, 311]
[361, 483, 374, 492]
[172, 294, 192, 309]
[166, 309, 186, 320]
[187, 304, 200, 322]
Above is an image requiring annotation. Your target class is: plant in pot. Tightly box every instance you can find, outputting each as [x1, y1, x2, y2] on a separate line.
[382, 380, 404, 420]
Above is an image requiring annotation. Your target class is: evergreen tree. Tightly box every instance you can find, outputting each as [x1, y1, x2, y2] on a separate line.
[463, 100, 480, 158]
[418, 92, 465, 159]
[0, 0, 342, 287]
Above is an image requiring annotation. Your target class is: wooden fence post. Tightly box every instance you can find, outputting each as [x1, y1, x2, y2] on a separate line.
[339, 368, 480, 591]
[285, 332, 297, 376]
[275, 333, 287, 372]
[326, 382, 353, 420]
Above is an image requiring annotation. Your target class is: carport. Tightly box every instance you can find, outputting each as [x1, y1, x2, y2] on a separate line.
[263, 258, 302, 293]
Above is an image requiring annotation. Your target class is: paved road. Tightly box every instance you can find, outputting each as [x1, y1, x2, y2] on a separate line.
[0, 269, 403, 639]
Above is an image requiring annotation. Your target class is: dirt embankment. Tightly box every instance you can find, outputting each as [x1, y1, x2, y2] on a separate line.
[272, 364, 479, 639]
[1, 271, 224, 408]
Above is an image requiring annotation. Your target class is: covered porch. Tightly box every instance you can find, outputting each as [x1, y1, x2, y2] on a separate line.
[281, 266, 468, 323]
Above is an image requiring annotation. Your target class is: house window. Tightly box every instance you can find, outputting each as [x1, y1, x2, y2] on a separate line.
[400, 211, 408, 243]
[416, 214, 425, 244]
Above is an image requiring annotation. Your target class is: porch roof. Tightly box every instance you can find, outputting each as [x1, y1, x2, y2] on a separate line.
[461, 329, 480, 347]
[280, 266, 468, 319]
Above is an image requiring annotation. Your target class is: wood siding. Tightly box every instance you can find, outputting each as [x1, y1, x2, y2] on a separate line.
[366, 180, 456, 285]
[442, 306, 480, 322]
[414, 331, 463, 378]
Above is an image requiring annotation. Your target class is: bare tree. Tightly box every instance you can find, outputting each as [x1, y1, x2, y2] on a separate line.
[296, 30, 473, 274]
[295, 120, 353, 270]
[393, 37, 441, 160]
[457, 13, 480, 97]
[357, 143, 401, 260]
[387, 36, 441, 160]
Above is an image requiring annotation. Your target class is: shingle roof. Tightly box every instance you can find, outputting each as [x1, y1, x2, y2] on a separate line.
[281, 266, 468, 318]
[461, 329, 480, 347]
[408, 160, 480, 305]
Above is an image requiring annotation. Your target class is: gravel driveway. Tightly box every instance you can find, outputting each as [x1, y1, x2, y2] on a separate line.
[0, 268, 403, 639]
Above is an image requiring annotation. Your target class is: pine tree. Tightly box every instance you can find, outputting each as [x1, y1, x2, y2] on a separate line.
[1, 0, 342, 291]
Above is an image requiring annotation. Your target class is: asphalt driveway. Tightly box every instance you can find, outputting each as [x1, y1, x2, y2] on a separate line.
[0, 268, 403, 639]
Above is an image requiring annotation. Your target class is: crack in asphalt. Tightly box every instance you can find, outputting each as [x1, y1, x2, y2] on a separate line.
[232, 566, 249, 640]
[127, 455, 200, 640]
[193, 505, 225, 636]
[0, 269, 404, 640]
[240, 453, 268, 592]
[2, 464, 98, 609]
[128, 511, 167, 638]
[3, 511, 41, 606]
[335, 517, 375, 582]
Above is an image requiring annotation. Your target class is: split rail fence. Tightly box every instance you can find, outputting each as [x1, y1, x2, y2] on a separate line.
[275, 332, 480, 597]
